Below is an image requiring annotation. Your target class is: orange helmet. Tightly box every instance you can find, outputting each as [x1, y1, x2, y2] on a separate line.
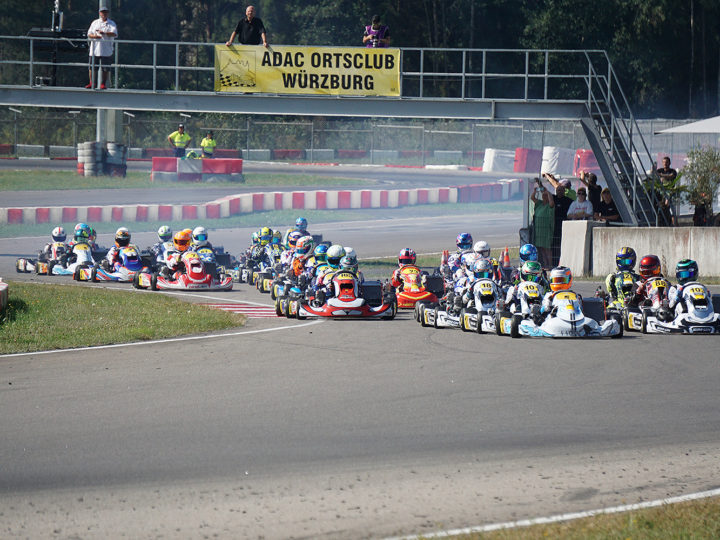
[549, 266, 572, 292]
[173, 229, 192, 252]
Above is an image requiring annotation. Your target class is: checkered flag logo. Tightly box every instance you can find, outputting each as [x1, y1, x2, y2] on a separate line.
[219, 73, 256, 88]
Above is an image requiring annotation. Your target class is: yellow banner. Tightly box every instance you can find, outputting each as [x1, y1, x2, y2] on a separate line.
[215, 45, 400, 96]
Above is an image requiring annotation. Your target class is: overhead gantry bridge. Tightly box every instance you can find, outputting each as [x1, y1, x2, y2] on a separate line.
[0, 36, 666, 226]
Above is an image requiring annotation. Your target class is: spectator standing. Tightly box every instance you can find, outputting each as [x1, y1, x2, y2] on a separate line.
[692, 195, 708, 227]
[86, 5, 117, 90]
[200, 131, 217, 158]
[594, 188, 621, 222]
[226, 6, 268, 47]
[567, 187, 594, 220]
[363, 15, 390, 48]
[579, 171, 602, 214]
[542, 173, 573, 265]
[168, 124, 191, 158]
[657, 156, 678, 184]
[656, 156, 678, 225]
[530, 183, 555, 269]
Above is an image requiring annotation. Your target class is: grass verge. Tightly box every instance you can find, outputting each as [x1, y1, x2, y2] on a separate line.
[0, 170, 362, 191]
[0, 201, 522, 239]
[0, 281, 245, 354]
[450, 496, 720, 539]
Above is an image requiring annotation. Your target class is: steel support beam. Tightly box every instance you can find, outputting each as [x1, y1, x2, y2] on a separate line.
[0, 87, 588, 121]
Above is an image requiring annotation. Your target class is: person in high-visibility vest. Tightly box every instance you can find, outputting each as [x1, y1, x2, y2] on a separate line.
[200, 131, 217, 158]
[167, 123, 192, 158]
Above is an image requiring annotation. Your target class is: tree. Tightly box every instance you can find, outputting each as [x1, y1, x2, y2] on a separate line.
[682, 146, 720, 218]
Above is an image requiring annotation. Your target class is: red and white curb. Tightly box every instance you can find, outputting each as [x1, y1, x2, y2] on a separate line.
[0, 180, 522, 225]
[201, 302, 277, 318]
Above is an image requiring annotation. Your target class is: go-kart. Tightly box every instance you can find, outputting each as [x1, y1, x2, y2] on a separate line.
[621, 276, 671, 333]
[510, 291, 622, 338]
[632, 282, 720, 334]
[40, 242, 96, 277]
[133, 250, 233, 291]
[495, 279, 544, 337]
[392, 265, 442, 309]
[458, 278, 501, 333]
[16, 241, 68, 274]
[75, 246, 152, 282]
[284, 274, 396, 319]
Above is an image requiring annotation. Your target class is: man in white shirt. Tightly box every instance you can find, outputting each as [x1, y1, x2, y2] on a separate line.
[86, 5, 117, 89]
[567, 187, 594, 220]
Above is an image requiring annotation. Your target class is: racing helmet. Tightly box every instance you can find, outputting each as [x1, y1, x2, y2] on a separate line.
[519, 243, 539, 263]
[259, 226, 272, 246]
[286, 230, 303, 250]
[461, 252, 478, 270]
[472, 258, 494, 279]
[74, 222, 90, 233]
[251, 231, 260, 246]
[173, 229, 192, 252]
[89, 228, 97, 243]
[74, 227, 90, 243]
[51, 226, 66, 242]
[638, 254, 661, 278]
[549, 266, 572, 291]
[326, 245, 346, 268]
[343, 247, 357, 261]
[616, 246, 637, 271]
[339, 255, 358, 273]
[158, 225, 172, 243]
[295, 235, 315, 259]
[675, 258, 698, 285]
[314, 243, 329, 263]
[295, 217, 308, 230]
[473, 240, 491, 258]
[456, 232, 473, 250]
[398, 248, 416, 267]
[271, 230, 282, 245]
[192, 226, 209, 247]
[114, 227, 131, 248]
[520, 260, 543, 282]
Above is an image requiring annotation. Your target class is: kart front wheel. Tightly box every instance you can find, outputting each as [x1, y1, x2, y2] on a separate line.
[150, 272, 159, 291]
[611, 314, 624, 339]
[275, 297, 284, 317]
[132, 271, 142, 289]
[91, 266, 98, 282]
[433, 306, 441, 329]
[510, 313, 522, 338]
[382, 302, 397, 320]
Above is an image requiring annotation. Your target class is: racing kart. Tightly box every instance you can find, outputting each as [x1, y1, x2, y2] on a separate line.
[494, 279, 544, 337]
[133, 250, 233, 291]
[16, 241, 68, 274]
[417, 277, 499, 332]
[41, 242, 96, 277]
[392, 265, 442, 309]
[619, 276, 671, 333]
[509, 291, 622, 338]
[629, 281, 720, 334]
[284, 274, 396, 319]
[75, 246, 152, 282]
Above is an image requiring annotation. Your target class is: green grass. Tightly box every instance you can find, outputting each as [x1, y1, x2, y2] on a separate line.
[449, 496, 720, 539]
[0, 281, 245, 354]
[0, 169, 365, 191]
[0, 200, 522, 239]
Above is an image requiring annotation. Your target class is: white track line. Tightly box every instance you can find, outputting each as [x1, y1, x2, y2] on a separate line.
[386, 487, 720, 540]
[0, 319, 321, 359]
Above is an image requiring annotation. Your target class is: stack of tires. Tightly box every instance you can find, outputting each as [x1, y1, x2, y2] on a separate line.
[105, 142, 127, 177]
[77, 141, 104, 177]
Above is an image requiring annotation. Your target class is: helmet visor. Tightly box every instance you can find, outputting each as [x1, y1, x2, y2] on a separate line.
[176, 238, 189, 247]
[676, 269, 695, 280]
[551, 275, 570, 286]
[617, 257, 634, 268]
[523, 273, 540, 282]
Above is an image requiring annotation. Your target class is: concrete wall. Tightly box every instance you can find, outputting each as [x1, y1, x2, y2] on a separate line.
[593, 227, 720, 277]
[559, 221, 605, 276]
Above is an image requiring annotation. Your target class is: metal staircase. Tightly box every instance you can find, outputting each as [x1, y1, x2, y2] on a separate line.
[580, 53, 668, 226]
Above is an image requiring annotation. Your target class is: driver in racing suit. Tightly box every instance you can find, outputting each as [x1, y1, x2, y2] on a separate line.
[104, 227, 139, 271]
[604, 247, 641, 303]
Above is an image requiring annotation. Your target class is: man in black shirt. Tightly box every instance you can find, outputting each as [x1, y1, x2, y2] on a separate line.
[579, 170, 602, 214]
[226, 5, 268, 47]
[595, 188, 621, 222]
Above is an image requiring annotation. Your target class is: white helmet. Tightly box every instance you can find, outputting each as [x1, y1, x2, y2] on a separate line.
[158, 225, 172, 242]
[326, 244, 346, 268]
[473, 240, 490, 258]
[51, 226, 66, 242]
[192, 226, 208, 247]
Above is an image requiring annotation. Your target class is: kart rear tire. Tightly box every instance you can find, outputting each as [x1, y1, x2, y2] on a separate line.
[35, 261, 42, 274]
[622, 310, 631, 331]
[414, 301, 424, 323]
[418, 303, 429, 327]
[47, 260, 56, 276]
[641, 311, 648, 334]
[275, 297, 284, 317]
[284, 299, 294, 319]
[150, 272, 159, 291]
[510, 313, 522, 338]
[73, 265, 82, 281]
[91, 266, 98, 282]
[459, 308, 471, 332]
[495, 312, 503, 336]
[132, 271, 142, 289]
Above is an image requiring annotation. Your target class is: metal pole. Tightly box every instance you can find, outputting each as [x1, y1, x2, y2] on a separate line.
[310, 119, 314, 162]
[14, 111, 18, 155]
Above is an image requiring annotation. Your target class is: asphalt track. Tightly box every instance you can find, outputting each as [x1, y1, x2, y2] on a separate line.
[1, 190, 720, 538]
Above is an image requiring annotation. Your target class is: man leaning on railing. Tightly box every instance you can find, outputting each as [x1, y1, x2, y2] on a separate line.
[86, 3, 117, 90]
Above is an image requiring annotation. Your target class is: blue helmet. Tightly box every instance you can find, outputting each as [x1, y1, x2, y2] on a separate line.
[675, 258, 698, 285]
[296, 217, 308, 230]
[519, 244, 538, 263]
[456, 232, 473, 250]
[616, 247, 637, 271]
[314, 243, 329, 263]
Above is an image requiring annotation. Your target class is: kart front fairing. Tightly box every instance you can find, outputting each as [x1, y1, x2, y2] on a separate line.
[642, 283, 720, 334]
[519, 291, 621, 338]
[51, 243, 95, 275]
[297, 271, 394, 318]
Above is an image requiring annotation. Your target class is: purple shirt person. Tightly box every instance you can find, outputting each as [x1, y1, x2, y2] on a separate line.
[363, 14, 390, 48]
